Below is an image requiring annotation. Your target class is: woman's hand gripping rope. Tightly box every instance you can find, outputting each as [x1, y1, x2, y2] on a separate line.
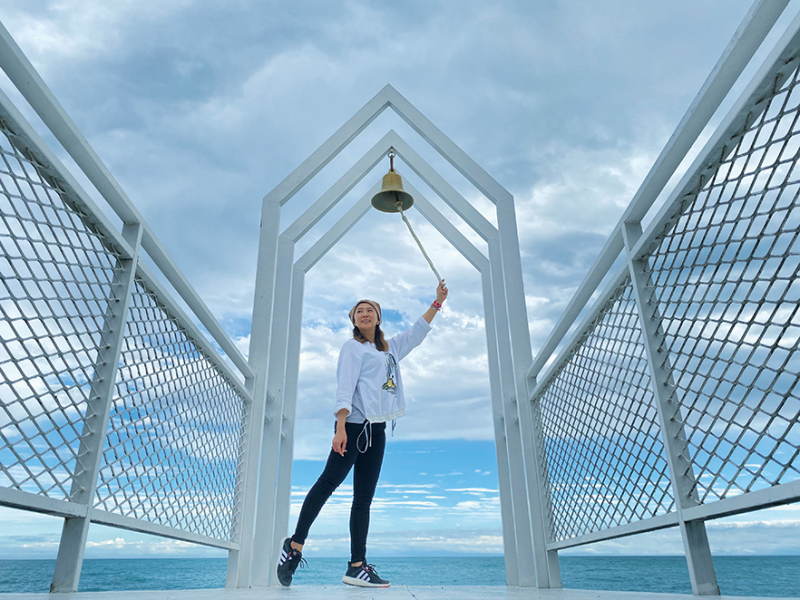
[423, 279, 449, 324]
[436, 279, 448, 304]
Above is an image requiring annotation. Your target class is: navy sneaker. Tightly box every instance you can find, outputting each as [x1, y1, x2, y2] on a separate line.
[276, 538, 306, 586]
[342, 561, 390, 587]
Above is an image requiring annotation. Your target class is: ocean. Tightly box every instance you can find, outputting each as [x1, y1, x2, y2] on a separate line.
[0, 556, 798, 596]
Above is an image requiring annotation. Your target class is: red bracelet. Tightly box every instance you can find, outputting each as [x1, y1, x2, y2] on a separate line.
[431, 300, 442, 310]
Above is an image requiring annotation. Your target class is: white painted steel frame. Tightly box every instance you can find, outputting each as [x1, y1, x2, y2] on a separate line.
[526, 1, 800, 596]
[246, 92, 551, 587]
[50, 222, 144, 592]
[0, 72, 253, 444]
[0, 18, 255, 593]
[0, 100, 249, 575]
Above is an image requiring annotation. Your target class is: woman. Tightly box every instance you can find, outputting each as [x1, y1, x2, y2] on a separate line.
[277, 280, 449, 588]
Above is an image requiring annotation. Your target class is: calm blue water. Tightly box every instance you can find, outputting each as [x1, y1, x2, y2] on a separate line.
[0, 556, 798, 596]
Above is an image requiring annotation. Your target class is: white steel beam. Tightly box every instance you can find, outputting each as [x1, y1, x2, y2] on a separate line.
[623, 222, 719, 596]
[479, 267, 520, 586]
[90, 510, 239, 551]
[252, 235, 295, 587]
[406, 184, 488, 272]
[0, 488, 87, 518]
[682, 479, 800, 522]
[240, 197, 281, 586]
[271, 267, 306, 575]
[50, 223, 143, 593]
[546, 513, 680, 551]
[494, 200, 558, 587]
[264, 94, 393, 208]
[546, 478, 800, 552]
[488, 238, 537, 587]
[545, 479, 800, 552]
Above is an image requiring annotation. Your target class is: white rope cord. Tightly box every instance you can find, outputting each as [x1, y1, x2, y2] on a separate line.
[397, 201, 441, 283]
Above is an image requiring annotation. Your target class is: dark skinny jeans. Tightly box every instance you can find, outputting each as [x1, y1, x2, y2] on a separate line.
[291, 421, 386, 564]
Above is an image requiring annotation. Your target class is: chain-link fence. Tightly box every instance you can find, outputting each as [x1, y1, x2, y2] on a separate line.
[531, 18, 800, 551]
[536, 281, 675, 541]
[0, 98, 250, 548]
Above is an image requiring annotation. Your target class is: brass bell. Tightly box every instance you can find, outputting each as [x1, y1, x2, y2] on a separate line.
[371, 148, 414, 213]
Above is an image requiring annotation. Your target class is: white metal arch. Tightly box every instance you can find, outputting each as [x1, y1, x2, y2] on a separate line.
[242, 86, 555, 589]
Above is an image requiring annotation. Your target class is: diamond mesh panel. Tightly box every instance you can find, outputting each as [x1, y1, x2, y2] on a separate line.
[0, 121, 122, 499]
[641, 62, 800, 503]
[94, 278, 246, 541]
[535, 280, 674, 541]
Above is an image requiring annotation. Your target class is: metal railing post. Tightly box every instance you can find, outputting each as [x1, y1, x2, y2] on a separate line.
[50, 223, 142, 593]
[623, 222, 720, 596]
[226, 374, 256, 588]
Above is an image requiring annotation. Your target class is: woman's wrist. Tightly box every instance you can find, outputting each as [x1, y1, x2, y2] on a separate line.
[431, 300, 443, 310]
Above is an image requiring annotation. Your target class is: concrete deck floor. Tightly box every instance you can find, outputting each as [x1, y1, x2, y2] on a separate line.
[0, 587, 795, 600]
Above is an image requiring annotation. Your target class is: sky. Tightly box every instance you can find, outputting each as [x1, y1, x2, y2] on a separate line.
[0, 0, 799, 567]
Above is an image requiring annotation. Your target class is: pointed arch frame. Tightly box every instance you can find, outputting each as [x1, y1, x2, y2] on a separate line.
[238, 86, 558, 588]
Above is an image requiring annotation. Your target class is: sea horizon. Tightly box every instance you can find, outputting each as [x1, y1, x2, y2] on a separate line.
[0, 555, 798, 597]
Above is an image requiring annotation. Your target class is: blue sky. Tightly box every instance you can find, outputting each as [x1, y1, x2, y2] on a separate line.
[0, 0, 799, 562]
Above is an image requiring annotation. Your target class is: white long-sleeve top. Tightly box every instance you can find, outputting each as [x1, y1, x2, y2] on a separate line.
[334, 316, 432, 424]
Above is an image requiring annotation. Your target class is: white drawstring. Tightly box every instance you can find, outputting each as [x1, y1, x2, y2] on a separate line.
[356, 421, 373, 454]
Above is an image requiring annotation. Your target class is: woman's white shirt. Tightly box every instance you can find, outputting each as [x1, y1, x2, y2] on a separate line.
[334, 316, 432, 423]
